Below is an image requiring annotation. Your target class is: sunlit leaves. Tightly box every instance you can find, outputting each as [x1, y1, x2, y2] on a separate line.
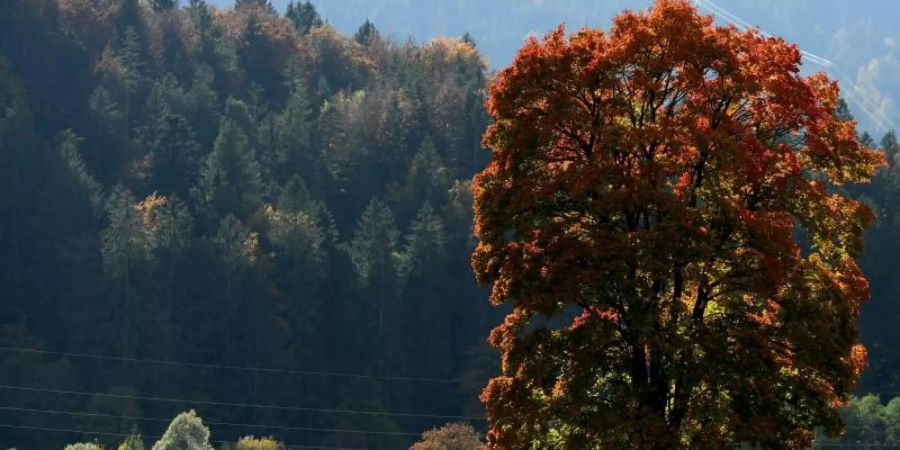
[473, 0, 882, 448]
[151, 410, 214, 450]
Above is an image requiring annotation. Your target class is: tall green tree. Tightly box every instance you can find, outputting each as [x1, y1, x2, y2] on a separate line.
[60, 130, 105, 215]
[354, 20, 380, 47]
[194, 111, 262, 218]
[285, 1, 322, 35]
[149, 0, 178, 12]
[348, 197, 401, 330]
[120, 26, 145, 136]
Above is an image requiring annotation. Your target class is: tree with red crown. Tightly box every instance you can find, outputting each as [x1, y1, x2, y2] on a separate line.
[472, 1, 884, 448]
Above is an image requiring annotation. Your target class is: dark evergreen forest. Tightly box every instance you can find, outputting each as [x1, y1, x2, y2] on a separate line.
[0, 0, 899, 449]
[0, 0, 496, 448]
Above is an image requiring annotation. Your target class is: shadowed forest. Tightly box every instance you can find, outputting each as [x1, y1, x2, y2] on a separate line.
[0, 0, 494, 448]
[1, 0, 900, 449]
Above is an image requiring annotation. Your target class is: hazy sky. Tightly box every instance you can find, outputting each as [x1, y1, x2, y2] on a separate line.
[208, 0, 900, 135]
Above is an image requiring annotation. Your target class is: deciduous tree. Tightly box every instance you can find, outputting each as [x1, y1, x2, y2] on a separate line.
[152, 410, 214, 450]
[410, 423, 485, 450]
[472, 1, 884, 448]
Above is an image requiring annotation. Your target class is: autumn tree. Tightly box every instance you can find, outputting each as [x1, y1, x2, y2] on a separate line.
[118, 426, 145, 450]
[471, 1, 884, 449]
[409, 423, 485, 450]
[234, 436, 284, 450]
[64, 444, 103, 450]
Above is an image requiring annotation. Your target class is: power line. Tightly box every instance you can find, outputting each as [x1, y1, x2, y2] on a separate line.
[0, 346, 462, 385]
[692, 0, 898, 131]
[814, 445, 900, 448]
[0, 423, 364, 450]
[0, 384, 486, 421]
[0, 405, 423, 437]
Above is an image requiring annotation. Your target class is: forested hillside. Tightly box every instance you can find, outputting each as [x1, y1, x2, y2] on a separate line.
[3, 0, 900, 449]
[240, 0, 900, 136]
[0, 0, 495, 448]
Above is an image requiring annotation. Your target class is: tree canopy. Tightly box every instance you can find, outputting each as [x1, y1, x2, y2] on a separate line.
[472, 0, 884, 448]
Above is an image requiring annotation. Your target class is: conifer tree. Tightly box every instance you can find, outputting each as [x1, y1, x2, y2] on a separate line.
[275, 70, 315, 180]
[101, 186, 152, 281]
[150, 0, 178, 12]
[120, 26, 145, 135]
[286, 1, 322, 35]
[348, 197, 401, 329]
[354, 20, 380, 47]
[404, 136, 450, 206]
[401, 201, 446, 278]
[60, 130, 105, 216]
[194, 112, 262, 217]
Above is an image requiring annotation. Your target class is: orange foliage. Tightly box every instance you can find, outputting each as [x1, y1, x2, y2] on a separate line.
[472, 1, 883, 448]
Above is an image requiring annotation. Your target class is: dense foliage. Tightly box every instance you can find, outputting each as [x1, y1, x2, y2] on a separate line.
[472, 1, 887, 448]
[0, 1, 494, 449]
[2, 1, 900, 450]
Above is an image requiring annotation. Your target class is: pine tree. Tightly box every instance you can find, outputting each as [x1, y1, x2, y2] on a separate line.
[400, 201, 445, 278]
[461, 32, 477, 48]
[274, 71, 316, 181]
[150, 194, 193, 257]
[234, 0, 273, 11]
[117, 0, 144, 32]
[101, 186, 152, 281]
[186, 65, 220, 146]
[354, 20, 379, 47]
[238, 16, 282, 99]
[213, 214, 258, 273]
[88, 86, 124, 135]
[120, 26, 145, 136]
[140, 83, 201, 195]
[348, 197, 401, 329]
[265, 205, 325, 267]
[882, 130, 899, 163]
[187, 0, 212, 30]
[150, 0, 178, 12]
[101, 186, 155, 355]
[59, 130, 105, 216]
[404, 135, 450, 206]
[285, 1, 322, 35]
[194, 112, 262, 217]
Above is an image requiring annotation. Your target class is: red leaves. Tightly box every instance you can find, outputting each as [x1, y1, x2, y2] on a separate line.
[472, 0, 879, 448]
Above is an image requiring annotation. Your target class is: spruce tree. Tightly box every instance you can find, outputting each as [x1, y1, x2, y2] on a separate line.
[348, 197, 401, 328]
[194, 112, 262, 217]
[286, 1, 322, 35]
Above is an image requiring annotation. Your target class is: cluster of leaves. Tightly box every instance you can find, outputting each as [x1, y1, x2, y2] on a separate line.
[0, 1, 495, 449]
